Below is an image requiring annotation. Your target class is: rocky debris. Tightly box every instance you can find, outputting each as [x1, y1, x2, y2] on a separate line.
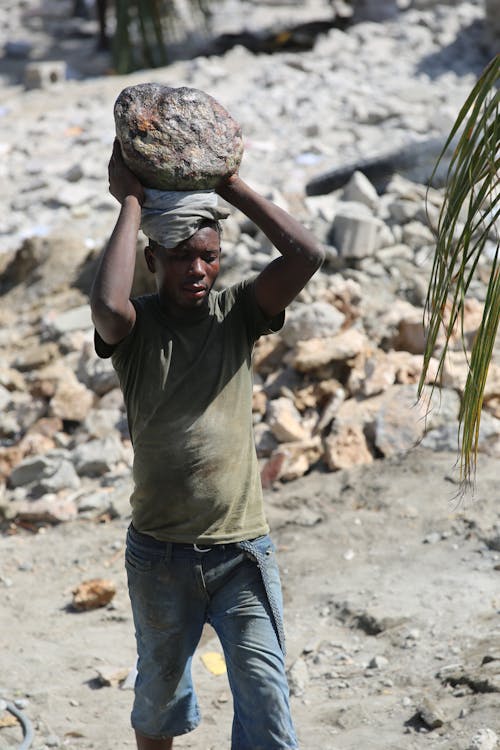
[95, 666, 130, 688]
[468, 728, 499, 750]
[416, 696, 446, 730]
[71, 578, 116, 611]
[114, 83, 243, 190]
[2, 148, 500, 515]
[287, 657, 310, 697]
[438, 637, 500, 694]
[0, 2, 498, 520]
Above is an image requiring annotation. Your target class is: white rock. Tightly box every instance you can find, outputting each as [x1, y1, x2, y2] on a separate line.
[289, 329, 368, 372]
[281, 302, 345, 347]
[341, 171, 379, 211]
[324, 424, 373, 470]
[332, 204, 384, 259]
[266, 397, 309, 443]
[287, 657, 309, 697]
[374, 384, 428, 457]
[468, 728, 498, 750]
[24, 60, 67, 89]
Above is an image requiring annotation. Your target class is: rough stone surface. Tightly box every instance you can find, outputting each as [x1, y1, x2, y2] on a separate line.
[374, 384, 428, 457]
[468, 728, 499, 750]
[324, 424, 373, 470]
[114, 83, 243, 190]
[281, 301, 345, 347]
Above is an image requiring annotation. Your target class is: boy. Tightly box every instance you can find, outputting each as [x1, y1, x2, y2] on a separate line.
[91, 139, 324, 749]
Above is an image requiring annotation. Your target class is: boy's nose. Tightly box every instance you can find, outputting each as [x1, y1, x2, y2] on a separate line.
[188, 257, 204, 275]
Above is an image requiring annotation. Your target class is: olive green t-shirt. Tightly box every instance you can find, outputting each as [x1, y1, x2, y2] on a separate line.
[95, 279, 283, 543]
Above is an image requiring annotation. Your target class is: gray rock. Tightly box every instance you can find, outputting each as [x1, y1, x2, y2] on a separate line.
[114, 83, 243, 190]
[77, 349, 119, 396]
[341, 171, 379, 211]
[9, 453, 80, 493]
[332, 204, 383, 259]
[254, 422, 279, 458]
[44, 305, 93, 336]
[374, 384, 427, 457]
[77, 478, 132, 518]
[24, 61, 67, 90]
[71, 436, 125, 477]
[281, 302, 345, 347]
[368, 655, 389, 669]
[468, 728, 498, 750]
[417, 696, 446, 730]
[423, 388, 461, 432]
[420, 424, 458, 452]
[83, 408, 123, 439]
[287, 657, 309, 697]
[0, 385, 10, 411]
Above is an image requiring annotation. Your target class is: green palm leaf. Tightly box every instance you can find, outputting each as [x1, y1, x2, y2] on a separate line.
[418, 54, 500, 487]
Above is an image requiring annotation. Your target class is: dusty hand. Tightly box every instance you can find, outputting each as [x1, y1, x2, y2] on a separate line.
[214, 171, 242, 201]
[108, 139, 145, 205]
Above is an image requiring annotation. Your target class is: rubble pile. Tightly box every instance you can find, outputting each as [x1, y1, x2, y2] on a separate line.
[0, 162, 498, 527]
[0, 0, 498, 529]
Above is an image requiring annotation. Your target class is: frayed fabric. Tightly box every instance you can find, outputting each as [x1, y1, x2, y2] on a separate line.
[141, 188, 229, 248]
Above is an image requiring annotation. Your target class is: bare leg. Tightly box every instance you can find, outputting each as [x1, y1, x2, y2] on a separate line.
[135, 730, 173, 750]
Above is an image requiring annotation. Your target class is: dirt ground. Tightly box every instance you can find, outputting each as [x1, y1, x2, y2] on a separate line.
[1, 447, 499, 750]
[1, 2, 499, 748]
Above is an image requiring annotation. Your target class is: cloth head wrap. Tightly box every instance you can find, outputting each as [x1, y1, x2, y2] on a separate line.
[140, 188, 230, 248]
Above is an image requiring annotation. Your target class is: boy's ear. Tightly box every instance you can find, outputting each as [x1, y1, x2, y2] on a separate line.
[144, 245, 155, 274]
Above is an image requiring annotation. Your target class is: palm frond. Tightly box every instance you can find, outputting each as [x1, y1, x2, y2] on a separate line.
[418, 54, 500, 487]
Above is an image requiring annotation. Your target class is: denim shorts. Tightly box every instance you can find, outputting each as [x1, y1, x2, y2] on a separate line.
[125, 525, 298, 749]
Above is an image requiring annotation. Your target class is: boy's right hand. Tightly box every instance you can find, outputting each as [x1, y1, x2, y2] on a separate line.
[108, 139, 145, 206]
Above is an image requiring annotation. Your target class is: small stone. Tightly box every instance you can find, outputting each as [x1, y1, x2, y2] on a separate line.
[468, 728, 498, 750]
[71, 436, 125, 477]
[114, 83, 243, 190]
[266, 397, 309, 443]
[24, 61, 67, 90]
[95, 665, 130, 687]
[368, 655, 389, 669]
[287, 657, 309, 697]
[332, 207, 383, 259]
[49, 376, 94, 422]
[72, 578, 116, 611]
[417, 696, 446, 730]
[289, 329, 368, 372]
[281, 302, 345, 347]
[423, 532, 441, 545]
[13, 494, 78, 524]
[374, 384, 428, 457]
[341, 171, 379, 210]
[43, 305, 93, 336]
[324, 424, 373, 470]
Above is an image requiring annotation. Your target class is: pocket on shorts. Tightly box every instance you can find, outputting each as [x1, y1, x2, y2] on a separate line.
[125, 544, 158, 573]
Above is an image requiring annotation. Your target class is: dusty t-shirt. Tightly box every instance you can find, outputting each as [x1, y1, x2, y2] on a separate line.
[95, 278, 283, 543]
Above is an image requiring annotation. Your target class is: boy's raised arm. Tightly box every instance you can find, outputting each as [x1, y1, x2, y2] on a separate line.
[216, 174, 324, 318]
[90, 140, 144, 345]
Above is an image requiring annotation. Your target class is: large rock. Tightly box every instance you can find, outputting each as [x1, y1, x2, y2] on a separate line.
[324, 424, 373, 470]
[281, 302, 345, 347]
[114, 83, 243, 190]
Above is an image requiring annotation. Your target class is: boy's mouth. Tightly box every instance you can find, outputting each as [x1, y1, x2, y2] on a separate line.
[182, 283, 207, 299]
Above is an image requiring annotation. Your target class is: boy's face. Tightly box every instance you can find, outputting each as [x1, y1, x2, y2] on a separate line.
[145, 225, 221, 314]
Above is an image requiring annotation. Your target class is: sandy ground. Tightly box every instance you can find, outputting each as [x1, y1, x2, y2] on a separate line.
[1, 447, 500, 750]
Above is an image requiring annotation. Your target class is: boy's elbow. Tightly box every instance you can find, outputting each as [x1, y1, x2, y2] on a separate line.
[307, 242, 325, 271]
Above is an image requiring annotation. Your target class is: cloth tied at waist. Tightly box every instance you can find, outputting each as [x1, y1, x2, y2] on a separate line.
[141, 188, 230, 248]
